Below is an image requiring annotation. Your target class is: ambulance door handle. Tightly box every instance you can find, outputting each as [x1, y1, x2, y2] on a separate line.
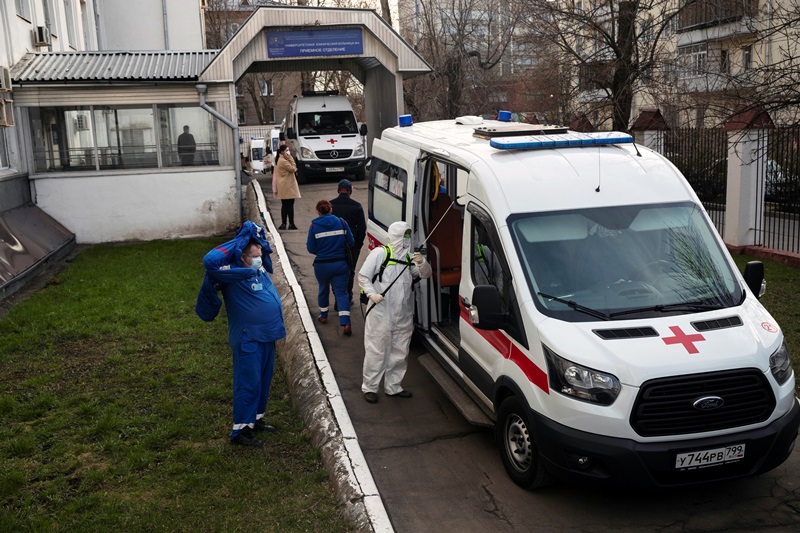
[461, 296, 470, 307]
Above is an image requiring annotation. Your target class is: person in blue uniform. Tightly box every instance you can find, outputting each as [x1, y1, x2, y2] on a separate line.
[306, 199, 355, 335]
[201, 222, 286, 447]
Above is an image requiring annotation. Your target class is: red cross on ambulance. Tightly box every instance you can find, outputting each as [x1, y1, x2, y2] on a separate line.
[662, 325, 706, 354]
[327, 138, 338, 146]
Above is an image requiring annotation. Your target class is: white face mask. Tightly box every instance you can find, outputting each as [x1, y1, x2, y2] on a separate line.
[249, 256, 262, 270]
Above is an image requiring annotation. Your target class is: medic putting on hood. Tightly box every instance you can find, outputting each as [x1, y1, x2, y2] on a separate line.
[358, 221, 432, 404]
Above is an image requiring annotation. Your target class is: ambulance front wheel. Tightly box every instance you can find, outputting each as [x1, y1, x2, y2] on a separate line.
[295, 165, 308, 185]
[496, 396, 553, 490]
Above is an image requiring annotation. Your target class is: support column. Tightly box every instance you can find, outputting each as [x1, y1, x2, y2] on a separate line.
[723, 107, 774, 247]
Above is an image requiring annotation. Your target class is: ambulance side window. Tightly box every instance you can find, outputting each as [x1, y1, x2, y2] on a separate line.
[470, 211, 526, 345]
[368, 157, 407, 230]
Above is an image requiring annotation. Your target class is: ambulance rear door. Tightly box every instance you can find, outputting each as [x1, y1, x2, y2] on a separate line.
[366, 137, 420, 249]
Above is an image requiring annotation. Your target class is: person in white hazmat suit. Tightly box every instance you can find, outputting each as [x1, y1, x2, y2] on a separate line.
[359, 221, 432, 403]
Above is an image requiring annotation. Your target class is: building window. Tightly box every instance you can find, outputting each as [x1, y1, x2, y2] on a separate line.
[260, 79, 273, 96]
[43, 0, 58, 37]
[94, 106, 157, 169]
[227, 23, 240, 40]
[29, 107, 96, 172]
[0, 128, 9, 169]
[720, 49, 729, 74]
[15, 0, 32, 21]
[678, 44, 707, 78]
[27, 105, 219, 172]
[742, 45, 752, 71]
[64, 0, 78, 48]
[157, 105, 219, 167]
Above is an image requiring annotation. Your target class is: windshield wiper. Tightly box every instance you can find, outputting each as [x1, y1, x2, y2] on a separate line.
[608, 301, 728, 318]
[537, 292, 610, 321]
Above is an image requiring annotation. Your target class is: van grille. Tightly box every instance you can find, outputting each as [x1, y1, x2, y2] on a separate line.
[630, 369, 775, 437]
[316, 149, 353, 159]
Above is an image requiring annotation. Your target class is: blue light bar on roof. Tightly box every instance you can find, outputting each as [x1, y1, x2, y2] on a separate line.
[398, 114, 413, 127]
[489, 131, 633, 150]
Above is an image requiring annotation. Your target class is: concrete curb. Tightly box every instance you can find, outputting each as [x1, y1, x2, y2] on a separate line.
[244, 183, 393, 533]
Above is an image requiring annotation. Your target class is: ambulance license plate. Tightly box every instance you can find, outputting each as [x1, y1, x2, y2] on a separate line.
[675, 444, 745, 469]
[326, 167, 345, 173]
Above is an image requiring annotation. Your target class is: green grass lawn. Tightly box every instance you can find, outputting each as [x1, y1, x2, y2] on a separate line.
[0, 239, 351, 532]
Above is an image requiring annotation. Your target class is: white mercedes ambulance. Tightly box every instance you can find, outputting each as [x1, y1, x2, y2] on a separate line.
[284, 91, 368, 183]
[365, 113, 800, 489]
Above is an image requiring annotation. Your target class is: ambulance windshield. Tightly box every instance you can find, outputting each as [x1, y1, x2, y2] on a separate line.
[510, 202, 743, 321]
[298, 112, 358, 135]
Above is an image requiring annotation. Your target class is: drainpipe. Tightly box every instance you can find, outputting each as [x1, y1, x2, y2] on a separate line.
[196, 83, 243, 222]
[161, 0, 170, 49]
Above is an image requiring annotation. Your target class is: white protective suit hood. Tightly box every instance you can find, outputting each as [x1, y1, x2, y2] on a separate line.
[388, 221, 411, 256]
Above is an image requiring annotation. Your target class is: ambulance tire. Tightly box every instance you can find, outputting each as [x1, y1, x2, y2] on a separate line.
[295, 165, 308, 185]
[353, 168, 366, 181]
[496, 396, 553, 490]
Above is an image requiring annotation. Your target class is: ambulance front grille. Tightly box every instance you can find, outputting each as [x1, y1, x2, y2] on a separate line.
[630, 369, 775, 437]
[316, 149, 353, 159]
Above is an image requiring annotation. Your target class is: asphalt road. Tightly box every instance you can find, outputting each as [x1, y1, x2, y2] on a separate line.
[258, 174, 800, 533]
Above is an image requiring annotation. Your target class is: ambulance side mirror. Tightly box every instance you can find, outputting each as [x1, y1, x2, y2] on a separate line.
[743, 261, 766, 299]
[286, 128, 297, 140]
[469, 285, 503, 330]
[359, 123, 368, 137]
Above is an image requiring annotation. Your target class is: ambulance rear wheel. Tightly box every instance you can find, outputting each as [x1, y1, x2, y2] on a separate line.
[496, 396, 553, 490]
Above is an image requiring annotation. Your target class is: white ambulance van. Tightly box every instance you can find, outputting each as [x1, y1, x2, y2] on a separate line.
[247, 137, 269, 174]
[284, 91, 368, 183]
[365, 113, 800, 489]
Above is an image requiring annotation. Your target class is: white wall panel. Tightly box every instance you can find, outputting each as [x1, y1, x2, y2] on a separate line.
[31, 169, 239, 243]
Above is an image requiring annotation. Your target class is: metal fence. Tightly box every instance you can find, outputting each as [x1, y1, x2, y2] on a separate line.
[664, 128, 728, 234]
[754, 127, 800, 253]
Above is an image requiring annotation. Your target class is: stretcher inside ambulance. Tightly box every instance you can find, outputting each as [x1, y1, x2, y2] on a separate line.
[365, 115, 800, 489]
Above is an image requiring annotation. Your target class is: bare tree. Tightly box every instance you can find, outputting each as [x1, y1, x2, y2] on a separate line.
[517, 0, 687, 131]
[400, 0, 524, 120]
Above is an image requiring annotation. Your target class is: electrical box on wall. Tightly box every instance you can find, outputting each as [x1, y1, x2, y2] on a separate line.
[33, 26, 52, 47]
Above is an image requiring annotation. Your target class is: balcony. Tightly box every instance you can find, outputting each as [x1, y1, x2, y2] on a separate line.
[578, 60, 614, 92]
[677, 0, 758, 32]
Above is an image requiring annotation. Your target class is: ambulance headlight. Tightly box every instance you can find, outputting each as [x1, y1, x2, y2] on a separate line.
[300, 147, 316, 159]
[544, 346, 620, 405]
[353, 143, 365, 157]
[769, 341, 792, 385]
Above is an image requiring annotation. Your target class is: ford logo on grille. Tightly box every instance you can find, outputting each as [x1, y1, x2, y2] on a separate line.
[330, 150, 339, 158]
[693, 396, 725, 410]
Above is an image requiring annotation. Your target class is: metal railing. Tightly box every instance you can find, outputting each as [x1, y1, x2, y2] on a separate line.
[664, 128, 728, 234]
[753, 127, 800, 253]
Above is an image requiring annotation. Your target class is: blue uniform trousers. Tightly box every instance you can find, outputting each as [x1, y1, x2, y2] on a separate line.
[314, 260, 351, 326]
[230, 336, 276, 440]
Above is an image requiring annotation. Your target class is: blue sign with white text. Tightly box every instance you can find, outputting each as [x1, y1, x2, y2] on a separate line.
[266, 29, 364, 58]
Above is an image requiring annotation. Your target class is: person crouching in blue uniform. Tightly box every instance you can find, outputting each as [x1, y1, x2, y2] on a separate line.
[306, 199, 355, 336]
[201, 222, 286, 447]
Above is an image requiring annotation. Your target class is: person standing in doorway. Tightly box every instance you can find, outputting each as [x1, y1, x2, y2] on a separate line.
[272, 144, 300, 230]
[307, 200, 355, 336]
[358, 221, 431, 403]
[330, 179, 366, 305]
[177, 125, 196, 166]
[200, 222, 286, 447]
